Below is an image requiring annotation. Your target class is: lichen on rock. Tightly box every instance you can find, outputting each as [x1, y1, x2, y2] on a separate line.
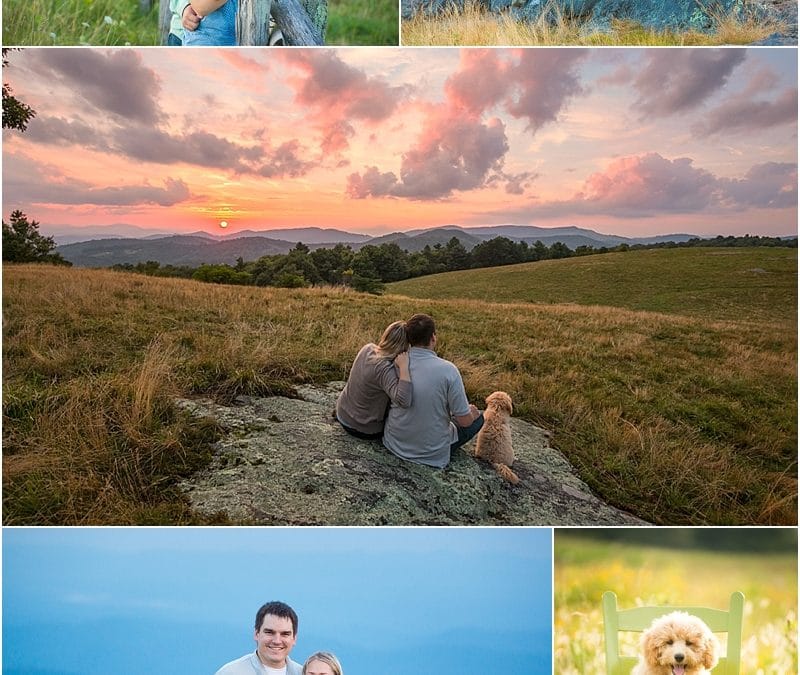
[177, 382, 645, 525]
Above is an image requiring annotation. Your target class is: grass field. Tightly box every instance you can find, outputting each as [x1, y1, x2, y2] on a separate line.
[388, 247, 797, 324]
[401, 0, 784, 45]
[2, 0, 397, 45]
[3, 247, 797, 524]
[554, 532, 798, 673]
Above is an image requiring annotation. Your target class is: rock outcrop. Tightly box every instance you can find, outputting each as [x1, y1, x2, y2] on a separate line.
[177, 382, 645, 525]
[402, 0, 798, 44]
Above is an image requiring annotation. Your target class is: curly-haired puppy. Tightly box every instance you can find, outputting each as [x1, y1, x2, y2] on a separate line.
[632, 611, 719, 675]
[474, 391, 519, 484]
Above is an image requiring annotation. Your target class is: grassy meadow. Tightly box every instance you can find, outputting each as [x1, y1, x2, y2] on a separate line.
[2, 0, 397, 45]
[388, 247, 797, 324]
[401, 0, 785, 45]
[554, 531, 798, 674]
[3, 246, 797, 524]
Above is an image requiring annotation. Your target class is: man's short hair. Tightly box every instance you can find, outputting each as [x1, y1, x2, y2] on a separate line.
[406, 313, 436, 347]
[255, 601, 299, 635]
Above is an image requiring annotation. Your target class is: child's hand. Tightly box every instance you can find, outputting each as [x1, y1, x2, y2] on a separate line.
[182, 4, 201, 30]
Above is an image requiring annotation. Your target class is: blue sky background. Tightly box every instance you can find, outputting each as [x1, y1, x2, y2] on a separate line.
[3, 527, 552, 674]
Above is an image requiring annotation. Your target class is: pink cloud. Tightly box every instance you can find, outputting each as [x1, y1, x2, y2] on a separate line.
[481, 153, 797, 221]
[4, 153, 191, 207]
[443, 49, 587, 131]
[719, 162, 797, 210]
[347, 112, 509, 200]
[347, 49, 585, 201]
[692, 87, 798, 137]
[504, 49, 587, 132]
[633, 49, 746, 117]
[579, 153, 719, 214]
[27, 49, 163, 125]
[218, 50, 267, 74]
[444, 49, 511, 117]
[279, 51, 409, 154]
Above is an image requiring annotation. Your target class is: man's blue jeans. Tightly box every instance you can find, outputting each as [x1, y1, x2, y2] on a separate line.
[451, 413, 484, 451]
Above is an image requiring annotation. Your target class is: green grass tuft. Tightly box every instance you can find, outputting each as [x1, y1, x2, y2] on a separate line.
[3, 0, 397, 45]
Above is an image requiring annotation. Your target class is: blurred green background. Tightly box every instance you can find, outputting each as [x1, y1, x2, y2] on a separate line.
[555, 528, 798, 674]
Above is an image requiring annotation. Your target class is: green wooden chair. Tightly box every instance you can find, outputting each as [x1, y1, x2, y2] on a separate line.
[602, 591, 745, 675]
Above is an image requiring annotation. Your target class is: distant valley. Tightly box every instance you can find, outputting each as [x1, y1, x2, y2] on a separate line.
[55, 224, 699, 267]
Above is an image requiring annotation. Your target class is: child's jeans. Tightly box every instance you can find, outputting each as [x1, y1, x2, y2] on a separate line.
[182, 0, 237, 45]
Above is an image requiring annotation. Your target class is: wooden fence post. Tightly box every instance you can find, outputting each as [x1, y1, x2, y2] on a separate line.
[271, 0, 324, 44]
[236, 0, 272, 45]
[158, 0, 172, 44]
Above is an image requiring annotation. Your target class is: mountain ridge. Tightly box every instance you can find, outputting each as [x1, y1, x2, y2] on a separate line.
[55, 224, 702, 267]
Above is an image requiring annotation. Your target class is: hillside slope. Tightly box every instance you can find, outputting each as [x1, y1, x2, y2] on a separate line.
[388, 247, 797, 323]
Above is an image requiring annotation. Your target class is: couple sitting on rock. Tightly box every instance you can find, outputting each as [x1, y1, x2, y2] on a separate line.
[335, 313, 484, 468]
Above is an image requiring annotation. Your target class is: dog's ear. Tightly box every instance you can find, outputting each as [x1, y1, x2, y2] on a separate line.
[701, 632, 720, 669]
[641, 627, 661, 666]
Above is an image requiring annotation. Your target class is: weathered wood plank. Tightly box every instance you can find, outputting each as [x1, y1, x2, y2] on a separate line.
[271, 0, 324, 44]
[236, 0, 272, 45]
[158, 0, 172, 44]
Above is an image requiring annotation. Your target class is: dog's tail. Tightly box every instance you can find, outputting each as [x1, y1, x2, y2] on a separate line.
[493, 462, 520, 484]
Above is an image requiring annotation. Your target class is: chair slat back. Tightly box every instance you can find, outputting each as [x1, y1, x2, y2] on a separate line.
[602, 591, 745, 675]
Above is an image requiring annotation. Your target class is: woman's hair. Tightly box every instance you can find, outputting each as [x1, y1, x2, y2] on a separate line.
[373, 320, 408, 359]
[302, 651, 343, 675]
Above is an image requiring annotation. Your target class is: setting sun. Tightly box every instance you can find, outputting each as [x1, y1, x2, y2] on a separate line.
[219, 221, 228, 228]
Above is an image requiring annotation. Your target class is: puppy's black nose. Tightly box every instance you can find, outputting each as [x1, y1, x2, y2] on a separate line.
[674, 654, 684, 662]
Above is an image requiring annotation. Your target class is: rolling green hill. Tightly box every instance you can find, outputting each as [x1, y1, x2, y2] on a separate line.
[387, 247, 797, 324]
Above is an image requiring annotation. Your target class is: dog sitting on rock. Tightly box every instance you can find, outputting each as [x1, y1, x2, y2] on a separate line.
[474, 391, 519, 484]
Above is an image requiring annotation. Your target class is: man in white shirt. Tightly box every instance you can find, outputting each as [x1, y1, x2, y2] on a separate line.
[383, 313, 484, 468]
[215, 601, 303, 675]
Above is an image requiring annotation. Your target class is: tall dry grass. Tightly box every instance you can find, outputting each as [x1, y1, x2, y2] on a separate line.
[401, 0, 785, 45]
[3, 262, 797, 524]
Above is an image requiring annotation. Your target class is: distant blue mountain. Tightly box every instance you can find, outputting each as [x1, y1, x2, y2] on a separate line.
[54, 223, 704, 268]
[4, 618, 549, 675]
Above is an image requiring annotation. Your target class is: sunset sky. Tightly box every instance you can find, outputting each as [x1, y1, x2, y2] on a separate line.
[3, 47, 797, 239]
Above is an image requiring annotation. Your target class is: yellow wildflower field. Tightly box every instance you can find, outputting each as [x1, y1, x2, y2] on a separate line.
[554, 531, 797, 674]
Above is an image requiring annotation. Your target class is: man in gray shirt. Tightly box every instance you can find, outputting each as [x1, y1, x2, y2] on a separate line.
[215, 601, 303, 675]
[383, 313, 484, 468]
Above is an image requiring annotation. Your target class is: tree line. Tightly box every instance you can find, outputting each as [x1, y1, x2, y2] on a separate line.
[109, 237, 594, 293]
[3, 207, 795, 293]
[107, 232, 796, 293]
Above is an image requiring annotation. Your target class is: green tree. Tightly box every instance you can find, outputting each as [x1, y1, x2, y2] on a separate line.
[3, 49, 36, 132]
[443, 236, 470, 271]
[310, 244, 354, 285]
[548, 241, 573, 259]
[352, 243, 409, 282]
[2, 210, 70, 265]
[192, 264, 250, 285]
[470, 237, 526, 268]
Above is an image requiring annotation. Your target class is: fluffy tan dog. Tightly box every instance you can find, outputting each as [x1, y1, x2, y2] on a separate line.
[474, 391, 519, 484]
[632, 611, 720, 675]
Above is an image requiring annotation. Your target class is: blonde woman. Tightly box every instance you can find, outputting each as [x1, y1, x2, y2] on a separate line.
[302, 652, 343, 675]
[335, 320, 412, 440]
